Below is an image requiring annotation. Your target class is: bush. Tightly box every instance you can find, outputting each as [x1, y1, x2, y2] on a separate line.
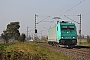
[87, 35, 90, 43]
[18, 33, 26, 42]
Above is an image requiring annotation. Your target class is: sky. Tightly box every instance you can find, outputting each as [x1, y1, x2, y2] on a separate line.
[0, 0, 90, 37]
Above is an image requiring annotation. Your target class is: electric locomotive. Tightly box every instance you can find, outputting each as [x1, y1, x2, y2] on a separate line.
[48, 21, 77, 47]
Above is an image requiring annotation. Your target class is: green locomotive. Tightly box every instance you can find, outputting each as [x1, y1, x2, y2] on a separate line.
[48, 21, 77, 47]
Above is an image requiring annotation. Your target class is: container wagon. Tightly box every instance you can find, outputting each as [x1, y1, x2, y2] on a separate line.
[48, 21, 77, 47]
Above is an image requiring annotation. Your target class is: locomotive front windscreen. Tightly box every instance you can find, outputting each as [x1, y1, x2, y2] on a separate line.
[61, 26, 74, 30]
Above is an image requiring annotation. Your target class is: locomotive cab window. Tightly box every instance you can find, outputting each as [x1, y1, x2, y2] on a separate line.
[61, 26, 67, 30]
[61, 26, 74, 30]
[68, 26, 74, 30]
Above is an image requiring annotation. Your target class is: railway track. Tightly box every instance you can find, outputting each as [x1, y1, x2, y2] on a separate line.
[38, 42, 90, 60]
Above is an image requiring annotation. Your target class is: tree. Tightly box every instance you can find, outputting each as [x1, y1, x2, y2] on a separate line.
[7, 22, 20, 40]
[6, 22, 20, 40]
[1, 31, 9, 43]
[18, 33, 26, 42]
[1, 22, 20, 43]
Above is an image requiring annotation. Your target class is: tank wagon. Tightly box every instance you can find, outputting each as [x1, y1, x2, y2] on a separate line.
[48, 21, 77, 47]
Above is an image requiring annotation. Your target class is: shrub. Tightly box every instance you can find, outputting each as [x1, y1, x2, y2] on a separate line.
[87, 35, 90, 43]
[18, 33, 26, 42]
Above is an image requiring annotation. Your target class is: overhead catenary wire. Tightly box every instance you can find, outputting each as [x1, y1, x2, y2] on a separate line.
[82, 12, 90, 16]
[64, 11, 90, 21]
[63, 0, 85, 15]
[36, 16, 50, 24]
[64, 15, 80, 24]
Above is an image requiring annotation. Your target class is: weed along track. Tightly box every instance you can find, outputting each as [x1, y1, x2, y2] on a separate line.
[38, 42, 90, 60]
[0, 42, 73, 60]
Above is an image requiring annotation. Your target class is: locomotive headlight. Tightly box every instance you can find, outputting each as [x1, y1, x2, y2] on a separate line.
[61, 37, 64, 38]
[67, 32, 69, 33]
[73, 37, 75, 38]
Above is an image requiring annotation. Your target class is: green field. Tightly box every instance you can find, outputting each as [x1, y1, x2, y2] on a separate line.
[0, 42, 73, 60]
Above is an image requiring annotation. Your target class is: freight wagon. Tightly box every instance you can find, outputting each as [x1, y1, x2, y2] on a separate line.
[48, 21, 77, 47]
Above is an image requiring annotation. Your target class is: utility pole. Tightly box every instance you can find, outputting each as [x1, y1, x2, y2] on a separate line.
[80, 14, 81, 38]
[35, 14, 38, 40]
[78, 14, 81, 44]
[41, 31, 42, 40]
[35, 14, 36, 31]
[34, 14, 50, 40]
[27, 26, 29, 40]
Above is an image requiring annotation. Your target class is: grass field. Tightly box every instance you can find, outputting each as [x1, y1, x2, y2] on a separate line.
[80, 42, 90, 46]
[0, 43, 15, 51]
[0, 42, 73, 60]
